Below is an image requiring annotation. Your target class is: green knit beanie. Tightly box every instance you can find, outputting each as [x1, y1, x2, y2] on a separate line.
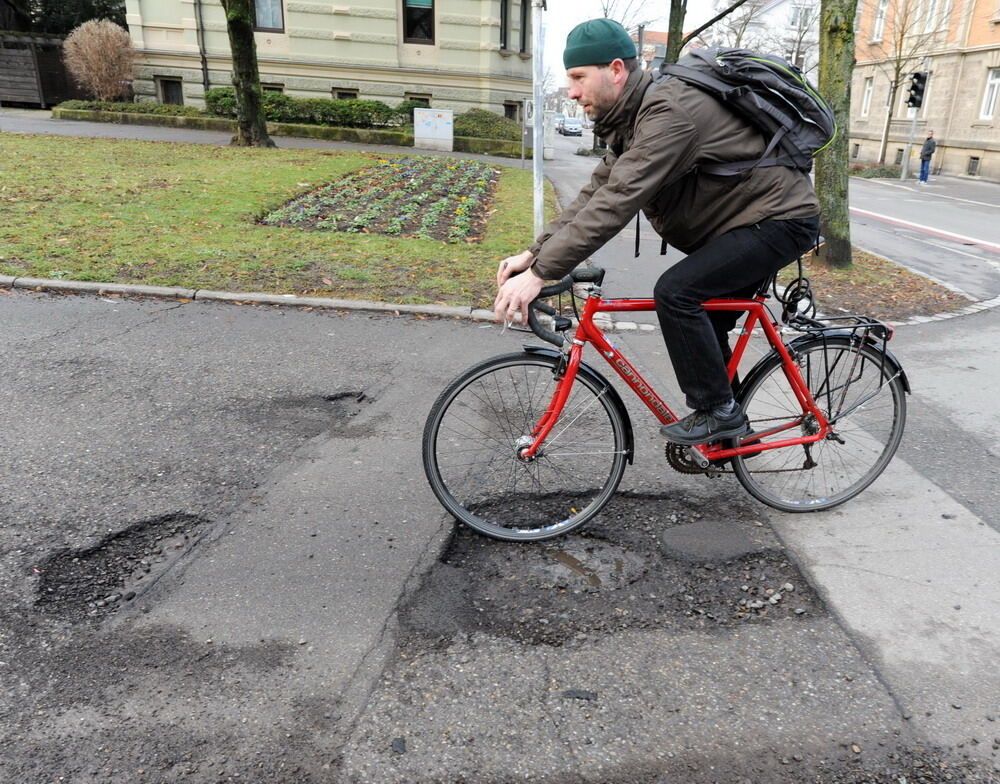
[563, 18, 636, 69]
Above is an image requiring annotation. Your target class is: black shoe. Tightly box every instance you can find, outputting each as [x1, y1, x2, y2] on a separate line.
[660, 406, 751, 446]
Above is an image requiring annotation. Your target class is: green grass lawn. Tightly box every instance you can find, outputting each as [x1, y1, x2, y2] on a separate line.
[0, 133, 550, 307]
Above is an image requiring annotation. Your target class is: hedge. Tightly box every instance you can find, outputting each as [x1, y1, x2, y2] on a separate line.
[452, 108, 522, 142]
[203, 88, 412, 128]
[55, 100, 205, 117]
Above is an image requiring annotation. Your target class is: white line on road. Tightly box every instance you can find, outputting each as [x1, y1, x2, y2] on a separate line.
[855, 177, 1000, 210]
[850, 207, 1000, 253]
[909, 235, 1000, 267]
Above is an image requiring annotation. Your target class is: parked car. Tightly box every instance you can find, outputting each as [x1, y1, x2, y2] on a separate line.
[559, 118, 583, 136]
[553, 114, 566, 131]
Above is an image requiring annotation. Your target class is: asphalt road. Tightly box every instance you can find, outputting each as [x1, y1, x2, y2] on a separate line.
[3, 111, 1000, 782]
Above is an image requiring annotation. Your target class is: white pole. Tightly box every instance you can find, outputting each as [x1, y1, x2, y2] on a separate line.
[532, 0, 545, 236]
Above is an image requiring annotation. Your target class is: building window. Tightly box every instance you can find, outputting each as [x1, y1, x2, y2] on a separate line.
[872, 0, 888, 40]
[334, 89, 359, 99]
[503, 101, 522, 122]
[404, 92, 431, 106]
[262, 83, 284, 93]
[519, 0, 530, 53]
[980, 68, 1000, 120]
[253, 0, 284, 32]
[788, 4, 811, 26]
[968, 156, 981, 176]
[499, 0, 510, 49]
[861, 76, 873, 117]
[156, 77, 184, 105]
[852, 143, 860, 158]
[403, 0, 434, 43]
[922, 0, 939, 31]
[894, 148, 904, 165]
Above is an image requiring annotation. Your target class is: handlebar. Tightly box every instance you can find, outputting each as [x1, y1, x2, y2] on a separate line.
[525, 267, 605, 347]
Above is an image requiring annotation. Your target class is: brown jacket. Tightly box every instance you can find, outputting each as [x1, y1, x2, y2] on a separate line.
[529, 68, 819, 280]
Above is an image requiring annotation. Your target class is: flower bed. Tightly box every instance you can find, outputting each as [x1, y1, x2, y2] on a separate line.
[260, 157, 499, 242]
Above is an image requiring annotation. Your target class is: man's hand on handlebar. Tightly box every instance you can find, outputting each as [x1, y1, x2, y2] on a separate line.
[496, 250, 535, 287]
[494, 262, 545, 326]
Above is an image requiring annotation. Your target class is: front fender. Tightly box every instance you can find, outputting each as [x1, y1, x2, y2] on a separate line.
[523, 345, 635, 464]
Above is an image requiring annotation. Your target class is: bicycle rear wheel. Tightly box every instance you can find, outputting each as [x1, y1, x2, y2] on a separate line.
[732, 336, 906, 512]
[423, 352, 629, 541]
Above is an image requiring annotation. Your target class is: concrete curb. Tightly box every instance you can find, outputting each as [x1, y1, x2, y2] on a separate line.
[0, 274, 497, 321]
[3, 272, 998, 331]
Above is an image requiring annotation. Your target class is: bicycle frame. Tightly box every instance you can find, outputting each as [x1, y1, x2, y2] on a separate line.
[521, 291, 832, 464]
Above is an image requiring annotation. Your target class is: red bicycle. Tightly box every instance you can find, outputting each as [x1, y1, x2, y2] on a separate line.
[423, 266, 908, 541]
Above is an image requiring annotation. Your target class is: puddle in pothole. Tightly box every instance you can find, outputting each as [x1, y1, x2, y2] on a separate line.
[34, 512, 212, 622]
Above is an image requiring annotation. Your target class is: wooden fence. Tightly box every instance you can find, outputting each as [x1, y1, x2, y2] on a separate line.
[0, 33, 83, 108]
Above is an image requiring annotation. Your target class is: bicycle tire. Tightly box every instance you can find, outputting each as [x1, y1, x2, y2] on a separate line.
[732, 336, 906, 512]
[422, 352, 629, 541]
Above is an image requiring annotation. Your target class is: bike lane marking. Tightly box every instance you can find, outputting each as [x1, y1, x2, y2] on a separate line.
[850, 207, 1000, 253]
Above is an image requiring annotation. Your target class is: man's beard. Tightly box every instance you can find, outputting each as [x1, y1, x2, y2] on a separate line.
[586, 77, 619, 122]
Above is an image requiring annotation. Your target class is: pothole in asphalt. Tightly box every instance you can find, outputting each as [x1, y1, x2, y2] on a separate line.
[248, 388, 373, 437]
[400, 492, 827, 647]
[33, 512, 212, 622]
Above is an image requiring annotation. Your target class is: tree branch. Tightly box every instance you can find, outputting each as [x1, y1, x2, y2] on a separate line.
[682, 0, 754, 45]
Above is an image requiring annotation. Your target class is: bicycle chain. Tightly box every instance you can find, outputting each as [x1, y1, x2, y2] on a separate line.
[664, 442, 820, 475]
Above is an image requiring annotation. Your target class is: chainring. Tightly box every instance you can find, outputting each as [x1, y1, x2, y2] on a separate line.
[664, 443, 728, 476]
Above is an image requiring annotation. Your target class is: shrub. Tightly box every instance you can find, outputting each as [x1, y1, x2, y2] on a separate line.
[205, 87, 238, 118]
[63, 20, 135, 102]
[850, 163, 903, 179]
[57, 100, 204, 117]
[453, 109, 522, 141]
[203, 87, 409, 128]
[391, 99, 429, 125]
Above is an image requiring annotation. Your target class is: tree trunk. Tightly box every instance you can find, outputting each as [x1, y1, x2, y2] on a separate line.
[815, 0, 857, 268]
[219, 0, 274, 148]
[666, 0, 687, 64]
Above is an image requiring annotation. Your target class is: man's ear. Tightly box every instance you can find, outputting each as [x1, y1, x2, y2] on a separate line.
[609, 58, 629, 85]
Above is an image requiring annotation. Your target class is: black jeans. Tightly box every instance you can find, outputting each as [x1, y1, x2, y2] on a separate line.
[653, 216, 820, 410]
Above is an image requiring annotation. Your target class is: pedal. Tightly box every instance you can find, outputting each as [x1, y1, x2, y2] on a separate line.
[686, 446, 711, 470]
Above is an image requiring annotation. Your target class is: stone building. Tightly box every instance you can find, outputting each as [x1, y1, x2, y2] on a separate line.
[850, 0, 1000, 180]
[123, 0, 534, 117]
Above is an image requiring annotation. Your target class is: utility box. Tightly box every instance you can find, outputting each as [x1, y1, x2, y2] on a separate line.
[413, 108, 454, 152]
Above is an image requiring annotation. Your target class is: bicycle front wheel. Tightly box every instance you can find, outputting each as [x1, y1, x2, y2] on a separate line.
[423, 352, 629, 541]
[733, 336, 906, 512]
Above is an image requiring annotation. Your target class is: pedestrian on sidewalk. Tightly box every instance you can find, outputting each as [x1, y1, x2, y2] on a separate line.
[493, 19, 819, 445]
[919, 131, 936, 185]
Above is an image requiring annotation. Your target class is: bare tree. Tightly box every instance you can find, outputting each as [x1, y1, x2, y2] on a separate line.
[219, 0, 274, 147]
[599, 0, 651, 32]
[63, 19, 134, 102]
[859, 0, 940, 163]
[703, 0, 770, 49]
[783, 0, 821, 73]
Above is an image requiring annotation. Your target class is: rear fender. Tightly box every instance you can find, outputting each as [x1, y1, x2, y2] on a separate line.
[739, 332, 910, 400]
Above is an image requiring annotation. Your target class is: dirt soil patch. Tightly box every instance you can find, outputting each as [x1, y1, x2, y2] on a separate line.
[782, 249, 970, 322]
[401, 492, 825, 649]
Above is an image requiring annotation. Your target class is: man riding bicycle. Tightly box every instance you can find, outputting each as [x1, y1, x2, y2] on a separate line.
[493, 18, 820, 446]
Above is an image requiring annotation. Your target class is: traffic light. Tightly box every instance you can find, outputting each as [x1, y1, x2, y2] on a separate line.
[906, 72, 928, 108]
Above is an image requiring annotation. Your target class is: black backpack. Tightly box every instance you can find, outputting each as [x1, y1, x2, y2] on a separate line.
[660, 47, 836, 175]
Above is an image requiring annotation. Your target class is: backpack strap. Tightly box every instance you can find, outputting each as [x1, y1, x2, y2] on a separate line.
[699, 126, 792, 176]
